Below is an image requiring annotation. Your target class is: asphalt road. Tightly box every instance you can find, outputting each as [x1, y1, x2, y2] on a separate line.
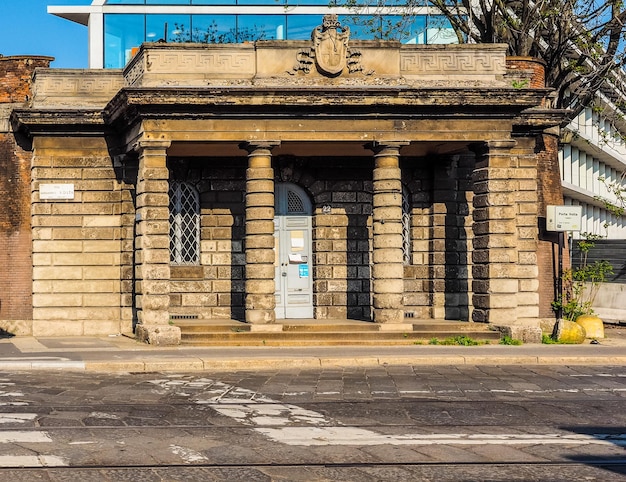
[0, 365, 625, 481]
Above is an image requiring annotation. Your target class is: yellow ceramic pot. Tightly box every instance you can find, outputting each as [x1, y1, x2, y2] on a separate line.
[575, 314, 604, 339]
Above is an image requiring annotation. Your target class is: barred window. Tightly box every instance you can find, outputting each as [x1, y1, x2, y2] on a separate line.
[169, 181, 200, 265]
[402, 185, 412, 265]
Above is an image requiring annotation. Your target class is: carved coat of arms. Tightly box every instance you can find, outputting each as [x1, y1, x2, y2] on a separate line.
[313, 14, 349, 76]
[289, 15, 370, 77]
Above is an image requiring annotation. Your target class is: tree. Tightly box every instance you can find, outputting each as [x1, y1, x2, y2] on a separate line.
[342, 1, 626, 121]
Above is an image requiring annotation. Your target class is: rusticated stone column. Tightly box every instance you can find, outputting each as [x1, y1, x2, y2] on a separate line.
[240, 141, 280, 324]
[471, 140, 520, 325]
[133, 139, 180, 345]
[368, 141, 408, 323]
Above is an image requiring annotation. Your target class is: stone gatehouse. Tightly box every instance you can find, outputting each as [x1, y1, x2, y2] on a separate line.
[7, 18, 564, 344]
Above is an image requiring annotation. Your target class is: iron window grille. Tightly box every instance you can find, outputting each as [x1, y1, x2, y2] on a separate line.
[402, 185, 412, 265]
[169, 180, 200, 265]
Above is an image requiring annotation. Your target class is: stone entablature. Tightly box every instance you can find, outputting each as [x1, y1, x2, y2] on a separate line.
[123, 42, 513, 89]
[30, 69, 124, 109]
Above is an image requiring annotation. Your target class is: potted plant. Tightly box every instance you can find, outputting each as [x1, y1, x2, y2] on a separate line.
[554, 233, 613, 339]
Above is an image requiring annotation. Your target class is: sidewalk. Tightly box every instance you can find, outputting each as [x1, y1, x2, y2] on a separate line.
[1, 325, 625, 372]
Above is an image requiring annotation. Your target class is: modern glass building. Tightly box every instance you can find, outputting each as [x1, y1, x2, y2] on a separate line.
[49, 0, 457, 69]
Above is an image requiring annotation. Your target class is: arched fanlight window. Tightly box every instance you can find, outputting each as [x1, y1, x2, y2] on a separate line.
[169, 181, 200, 265]
[402, 185, 412, 265]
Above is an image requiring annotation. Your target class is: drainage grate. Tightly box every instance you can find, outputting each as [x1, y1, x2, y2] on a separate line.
[170, 314, 199, 320]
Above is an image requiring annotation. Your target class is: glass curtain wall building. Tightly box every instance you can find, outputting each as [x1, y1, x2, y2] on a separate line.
[49, 0, 457, 69]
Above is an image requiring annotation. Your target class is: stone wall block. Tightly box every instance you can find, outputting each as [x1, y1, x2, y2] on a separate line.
[472, 248, 516, 264]
[374, 309, 404, 323]
[245, 249, 274, 264]
[246, 192, 274, 207]
[245, 178, 274, 193]
[372, 233, 403, 249]
[245, 207, 274, 221]
[141, 295, 170, 311]
[372, 278, 404, 293]
[372, 167, 401, 181]
[246, 279, 275, 295]
[372, 249, 404, 264]
[245, 235, 275, 250]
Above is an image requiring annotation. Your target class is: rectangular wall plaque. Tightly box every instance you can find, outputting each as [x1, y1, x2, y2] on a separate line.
[39, 184, 75, 200]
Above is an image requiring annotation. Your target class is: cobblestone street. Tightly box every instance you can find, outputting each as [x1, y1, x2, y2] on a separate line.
[0, 365, 624, 480]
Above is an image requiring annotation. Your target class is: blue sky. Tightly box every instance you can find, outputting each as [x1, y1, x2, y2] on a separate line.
[0, 0, 89, 68]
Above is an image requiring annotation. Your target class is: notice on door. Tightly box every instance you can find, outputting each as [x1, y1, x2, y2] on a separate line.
[290, 231, 304, 251]
[299, 264, 309, 278]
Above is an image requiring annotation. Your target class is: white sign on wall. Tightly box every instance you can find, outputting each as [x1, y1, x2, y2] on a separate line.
[39, 184, 75, 200]
[546, 205, 582, 232]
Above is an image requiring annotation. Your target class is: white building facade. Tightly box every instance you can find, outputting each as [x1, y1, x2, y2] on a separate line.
[49, 0, 457, 69]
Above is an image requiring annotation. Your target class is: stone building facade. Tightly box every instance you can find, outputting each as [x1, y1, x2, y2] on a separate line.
[7, 19, 564, 344]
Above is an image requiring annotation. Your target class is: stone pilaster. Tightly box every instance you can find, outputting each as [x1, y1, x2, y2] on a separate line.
[133, 139, 179, 345]
[471, 140, 520, 324]
[241, 141, 280, 324]
[368, 141, 408, 323]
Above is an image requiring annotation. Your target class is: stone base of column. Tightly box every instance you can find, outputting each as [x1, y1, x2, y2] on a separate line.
[373, 309, 404, 323]
[246, 309, 276, 324]
[490, 318, 543, 344]
[135, 324, 181, 346]
[378, 322, 414, 332]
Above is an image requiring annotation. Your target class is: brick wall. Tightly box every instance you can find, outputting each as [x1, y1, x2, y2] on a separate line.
[536, 132, 564, 319]
[0, 56, 52, 326]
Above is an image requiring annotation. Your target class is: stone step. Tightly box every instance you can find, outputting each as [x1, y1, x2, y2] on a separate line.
[174, 319, 502, 346]
[179, 330, 501, 346]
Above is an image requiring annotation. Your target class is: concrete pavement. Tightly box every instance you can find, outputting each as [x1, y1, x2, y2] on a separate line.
[0, 325, 625, 372]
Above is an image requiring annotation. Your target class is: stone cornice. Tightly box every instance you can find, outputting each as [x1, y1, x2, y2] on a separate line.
[10, 109, 109, 138]
[104, 86, 554, 127]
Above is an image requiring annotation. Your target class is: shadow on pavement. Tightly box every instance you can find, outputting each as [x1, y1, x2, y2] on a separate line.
[563, 426, 626, 476]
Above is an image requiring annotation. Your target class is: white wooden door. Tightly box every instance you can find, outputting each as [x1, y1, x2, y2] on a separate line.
[274, 183, 313, 319]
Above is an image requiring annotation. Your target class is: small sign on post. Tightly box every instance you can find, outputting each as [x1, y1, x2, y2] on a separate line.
[546, 205, 582, 232]
[546, 205, 582, 324]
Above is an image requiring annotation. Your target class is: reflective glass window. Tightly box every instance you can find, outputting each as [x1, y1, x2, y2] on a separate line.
[192, 0, 236, 4]
[237, 15, 286, 41]
[104, 14, 145, 68]
[105, 0, 145, 4]
[285, 0, 329, 4]
[425, 15, 457, 44]
[147, 0, 191, 4]
[338, 15, 376, 40]
[191, 15, 238, 43]
[237, 0, 284, 4]
[286, 15, 319, 40]
[147, 14, 192, 42]
[386, 14, 426, 44]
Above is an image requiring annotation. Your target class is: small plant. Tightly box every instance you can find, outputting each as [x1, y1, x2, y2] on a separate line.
[512, 79, 530, 89]
[552, 233, 613, 321]
[448, 335, 482, 346]
[429, 336, 484, 346]
[499, 335, 522, 345]
[542, 333, 559, 344]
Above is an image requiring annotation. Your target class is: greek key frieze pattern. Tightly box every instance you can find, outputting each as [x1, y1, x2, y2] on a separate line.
[125, 60, 145, 86]
[148, 51, 255, 74]
[39, 76, 124, 97]
[401, 52, 506, 75]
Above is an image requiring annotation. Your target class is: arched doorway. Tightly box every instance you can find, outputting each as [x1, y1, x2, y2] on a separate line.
[274, 182, 313, 319]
